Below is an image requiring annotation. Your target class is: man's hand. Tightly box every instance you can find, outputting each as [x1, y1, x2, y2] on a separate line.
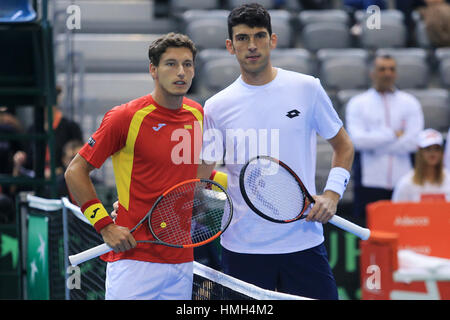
[100, 224, 136, 253]
[305, 190, 340, 223]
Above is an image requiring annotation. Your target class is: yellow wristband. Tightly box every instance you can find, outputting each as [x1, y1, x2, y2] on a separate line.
[211, 170, 228, 190]
[81, 199, 113, 233]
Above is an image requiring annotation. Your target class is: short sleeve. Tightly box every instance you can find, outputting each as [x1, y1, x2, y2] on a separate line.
[79, 106, 129, 168]
[312, 78, 343, 140]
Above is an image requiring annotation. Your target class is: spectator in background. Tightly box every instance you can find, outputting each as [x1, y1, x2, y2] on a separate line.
[417, 0, 450, 47]
[56, 139, 85, 202]
[0, 107, 24, 223]
[345, 54, 424, 218]
[392, 129, 450, 202]
[13, 86, 83, 180]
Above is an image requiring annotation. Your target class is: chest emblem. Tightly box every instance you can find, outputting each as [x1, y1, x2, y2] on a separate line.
[152, 123, 167, 131]
[286, 109, 301, 119]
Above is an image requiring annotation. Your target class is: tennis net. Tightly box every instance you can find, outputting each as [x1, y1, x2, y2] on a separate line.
[26, 195, 310, 300]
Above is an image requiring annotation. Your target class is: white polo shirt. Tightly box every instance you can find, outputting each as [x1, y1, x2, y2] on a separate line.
[201, 68, 343, 254]
[345, 88, 424, 190]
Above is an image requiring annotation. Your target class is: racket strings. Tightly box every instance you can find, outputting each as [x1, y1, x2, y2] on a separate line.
[243, 159, 306, 221]
[150, 181, 231, 246]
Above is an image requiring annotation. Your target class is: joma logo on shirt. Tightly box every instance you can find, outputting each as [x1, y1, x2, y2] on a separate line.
[153, 123, 167, 131]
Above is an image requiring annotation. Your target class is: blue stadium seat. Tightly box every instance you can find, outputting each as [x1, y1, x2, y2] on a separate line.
[0, 0, 37, 23]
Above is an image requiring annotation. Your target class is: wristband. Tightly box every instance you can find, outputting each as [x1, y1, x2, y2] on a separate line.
[81, 199, 114, 233]
[209, 170, 228, 190]
[324, 167, 350, 199]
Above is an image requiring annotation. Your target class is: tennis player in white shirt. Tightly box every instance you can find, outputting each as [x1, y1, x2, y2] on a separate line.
[197, 3, 354, 300]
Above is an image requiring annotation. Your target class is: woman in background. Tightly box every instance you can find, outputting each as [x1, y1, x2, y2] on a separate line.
[392, 128, 450, 202]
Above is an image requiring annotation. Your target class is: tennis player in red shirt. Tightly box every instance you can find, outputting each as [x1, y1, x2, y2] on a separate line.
[65, 33, 204, 300]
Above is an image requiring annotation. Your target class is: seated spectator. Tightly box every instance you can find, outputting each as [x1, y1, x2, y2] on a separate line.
[417, 0, 450, 47]
[56, 139, 84, 201]
[13, 86, 83, 180]
[392, 129, 450, 202]
[54, 139, 102, 203]
[0, 107, 24, 222]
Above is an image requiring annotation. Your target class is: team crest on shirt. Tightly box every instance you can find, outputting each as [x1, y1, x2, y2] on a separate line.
[286, 109, 301, 118]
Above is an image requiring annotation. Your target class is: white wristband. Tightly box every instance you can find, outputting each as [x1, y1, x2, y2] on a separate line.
[324, 167, 350, 199]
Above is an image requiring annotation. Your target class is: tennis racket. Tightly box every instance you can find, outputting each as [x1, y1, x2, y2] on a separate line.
[239, 156, 370, 240]
[69, 178, 233, 266]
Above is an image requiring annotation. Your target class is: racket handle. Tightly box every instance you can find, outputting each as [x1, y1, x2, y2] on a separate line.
[329, 215, 371, 240]
[69, 243, 113, 266]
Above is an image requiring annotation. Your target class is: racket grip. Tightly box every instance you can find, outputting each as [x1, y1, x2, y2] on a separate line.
[329, 215, 371, 240]
[68, 243, 113, 266]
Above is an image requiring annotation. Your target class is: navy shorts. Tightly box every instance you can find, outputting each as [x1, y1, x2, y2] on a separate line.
[221, 242, 338, 300]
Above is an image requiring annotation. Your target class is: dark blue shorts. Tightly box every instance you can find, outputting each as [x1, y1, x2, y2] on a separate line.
[221, 242, 338, 300]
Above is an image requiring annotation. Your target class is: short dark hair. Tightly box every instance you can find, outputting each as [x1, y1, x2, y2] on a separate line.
[148, 32, 197, 66]
[371, 53, 396, 71]
[227, 3, 272, 40]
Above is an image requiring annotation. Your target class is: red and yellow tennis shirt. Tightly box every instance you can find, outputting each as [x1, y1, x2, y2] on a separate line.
[79, 94, 203, 264]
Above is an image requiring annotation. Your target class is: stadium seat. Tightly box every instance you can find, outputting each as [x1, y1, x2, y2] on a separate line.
[355, 10, 407, 49]
[412, 11, 431, 48]
[55, 34, 162, 73]
[0, 0, 36, 23]
[57, 73, 155, 116]
[271, 48, 316, 76]
[182, 10, 229, 49]
[301, 22, 352, 51]
[317, 49, 370, 91]
[405, 89, 450, 132]
[268, 10, 293, 48]
[170, 0, 220, 14]
[436, 48, 450, 88]
[298, 10, 351, 51]
[196, 57, 241, 101]
[227, 0, 275, 10]
[299, 9, 349, 25]
[440, 60, 450, 88]
[53, 1, 158, 33]
[376, 48, 429, 89]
